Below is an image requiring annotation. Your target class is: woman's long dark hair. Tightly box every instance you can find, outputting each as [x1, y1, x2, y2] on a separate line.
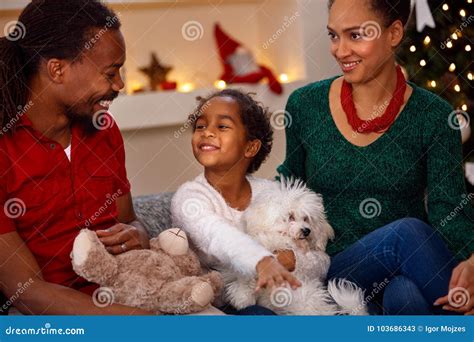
[0, 0, 121, 133]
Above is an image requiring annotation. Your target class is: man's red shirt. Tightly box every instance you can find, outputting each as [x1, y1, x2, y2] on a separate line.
[0, 113, 130, 294]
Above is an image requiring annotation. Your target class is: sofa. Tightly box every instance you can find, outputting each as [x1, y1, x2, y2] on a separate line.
[132, 193, 175, 238]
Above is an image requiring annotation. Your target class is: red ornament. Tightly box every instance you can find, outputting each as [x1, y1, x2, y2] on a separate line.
[160, 81, 177, 91]
[341, 65, 407, 133]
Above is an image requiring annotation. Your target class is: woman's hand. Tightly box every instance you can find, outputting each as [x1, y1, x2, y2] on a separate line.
[96, 223, 150, 255]
[255, 256, 301, 292]
[434, 254, 474, 315]
[275, 249, 296, 272]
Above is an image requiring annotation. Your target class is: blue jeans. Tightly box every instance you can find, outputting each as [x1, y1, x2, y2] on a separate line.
[220, 305, 276, 315]
[327, 218, 461, 315]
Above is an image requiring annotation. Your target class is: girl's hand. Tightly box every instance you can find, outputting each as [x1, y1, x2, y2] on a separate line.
[275, 250, 296, 272]
[255, 256, 301, 292]
[434, 254, 474, 315]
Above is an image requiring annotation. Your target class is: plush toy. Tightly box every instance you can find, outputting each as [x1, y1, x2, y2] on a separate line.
[214, 23, 283, 95]
[71, 228, 223, 314]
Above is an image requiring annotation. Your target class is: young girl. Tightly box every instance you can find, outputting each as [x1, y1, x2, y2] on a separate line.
[171, 89, 301, 315]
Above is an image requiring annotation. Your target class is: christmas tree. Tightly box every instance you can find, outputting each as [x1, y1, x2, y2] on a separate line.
[397, 0, 473, 133]
[397, 0, 473, 186]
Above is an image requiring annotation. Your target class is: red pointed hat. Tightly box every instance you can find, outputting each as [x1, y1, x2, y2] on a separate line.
[214, 23, 241, 62]
[213, 23, 283, 95]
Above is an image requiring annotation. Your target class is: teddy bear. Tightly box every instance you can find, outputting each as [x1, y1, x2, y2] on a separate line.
[70, 228, 223, 314]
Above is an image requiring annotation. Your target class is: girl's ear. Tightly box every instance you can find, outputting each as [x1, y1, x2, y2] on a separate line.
[389, 19, 404, 48]
[245, 139, 262, 158]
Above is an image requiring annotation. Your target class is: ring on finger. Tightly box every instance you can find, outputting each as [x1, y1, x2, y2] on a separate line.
[121, 242, 127, 252]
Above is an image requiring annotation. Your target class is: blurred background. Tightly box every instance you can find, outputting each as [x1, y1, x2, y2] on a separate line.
[0, 0, 471, 195]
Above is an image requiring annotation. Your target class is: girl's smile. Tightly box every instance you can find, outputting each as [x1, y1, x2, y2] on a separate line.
[198, 143, 220, 152]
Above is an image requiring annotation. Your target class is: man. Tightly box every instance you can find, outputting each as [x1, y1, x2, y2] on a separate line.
[0, 0, 151, 314]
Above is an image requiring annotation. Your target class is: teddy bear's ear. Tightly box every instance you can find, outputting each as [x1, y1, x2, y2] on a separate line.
[156, 228, 189, 256]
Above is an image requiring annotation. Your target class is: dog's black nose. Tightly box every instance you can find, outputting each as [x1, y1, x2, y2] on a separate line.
[301, 228, 311, 237]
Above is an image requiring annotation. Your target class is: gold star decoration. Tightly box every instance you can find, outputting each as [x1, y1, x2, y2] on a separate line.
[139, 53, 173, 91]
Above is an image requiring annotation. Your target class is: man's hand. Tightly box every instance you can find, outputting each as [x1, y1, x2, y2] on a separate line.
[434, 254, 474, 315]
[96, 222, 149, 255]
[255, 256, 301, 292]
[98, 192, 150, 255]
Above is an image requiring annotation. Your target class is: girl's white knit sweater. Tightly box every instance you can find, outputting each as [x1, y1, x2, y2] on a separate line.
[171, 173, 274, 277]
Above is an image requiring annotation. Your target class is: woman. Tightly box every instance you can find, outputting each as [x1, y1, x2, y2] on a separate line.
[278, 0, 474, 315]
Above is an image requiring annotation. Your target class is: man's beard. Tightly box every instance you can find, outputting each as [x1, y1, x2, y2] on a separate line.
[65, 91, 119, 136]
[65, 107, 99, 136]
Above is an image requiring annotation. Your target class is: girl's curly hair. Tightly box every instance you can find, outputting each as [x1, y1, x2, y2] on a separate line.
[189, 89, 274, 174]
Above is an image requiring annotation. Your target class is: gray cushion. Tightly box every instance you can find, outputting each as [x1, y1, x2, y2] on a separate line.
[133, 193, 174, 238]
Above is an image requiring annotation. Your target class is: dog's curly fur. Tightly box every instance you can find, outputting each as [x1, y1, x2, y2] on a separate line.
[224, 178, 368, 315]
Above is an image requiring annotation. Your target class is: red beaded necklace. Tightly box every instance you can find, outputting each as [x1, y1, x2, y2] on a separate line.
[340, 65, 407, 134]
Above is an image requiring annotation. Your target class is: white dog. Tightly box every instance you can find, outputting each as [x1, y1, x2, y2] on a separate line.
[224, 178, 367, 315]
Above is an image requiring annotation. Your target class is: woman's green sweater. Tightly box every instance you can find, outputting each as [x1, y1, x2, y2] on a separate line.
[277, 78, 474, 260]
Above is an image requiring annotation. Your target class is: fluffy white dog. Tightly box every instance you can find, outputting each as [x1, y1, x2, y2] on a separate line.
[224, 178, 367, 315]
